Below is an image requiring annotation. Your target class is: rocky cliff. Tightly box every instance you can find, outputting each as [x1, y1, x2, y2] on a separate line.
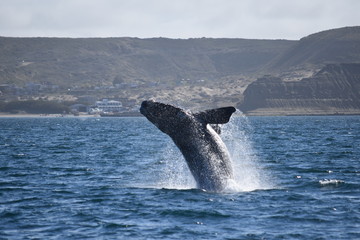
[238, 63, 360, 115]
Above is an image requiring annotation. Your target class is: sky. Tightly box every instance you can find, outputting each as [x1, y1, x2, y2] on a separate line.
[0, 0, 359, 40]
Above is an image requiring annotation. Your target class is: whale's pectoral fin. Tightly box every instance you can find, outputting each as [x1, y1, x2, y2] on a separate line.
[195, 107, 236, 124]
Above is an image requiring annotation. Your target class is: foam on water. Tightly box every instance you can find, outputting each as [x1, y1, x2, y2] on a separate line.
[157, 110, 274, 192]
[319, 179, 345, 185]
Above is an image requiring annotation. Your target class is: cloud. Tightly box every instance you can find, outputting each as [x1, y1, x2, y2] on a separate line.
[0, 0, 359, 39]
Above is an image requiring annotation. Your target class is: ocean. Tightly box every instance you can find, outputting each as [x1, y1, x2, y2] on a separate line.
[0, 115, 359, 239]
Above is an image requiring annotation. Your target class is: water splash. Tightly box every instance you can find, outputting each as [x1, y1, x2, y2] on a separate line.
[157, 141, 197, 190]
[157, 110, 274, 192]
[222, 111, 274, 192]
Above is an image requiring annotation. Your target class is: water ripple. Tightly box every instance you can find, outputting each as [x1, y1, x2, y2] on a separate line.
[0, 116, 359, 239]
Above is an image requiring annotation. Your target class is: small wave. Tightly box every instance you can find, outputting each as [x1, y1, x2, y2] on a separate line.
[102, 221, 136, 229]
[160, 209, 231, 219]
[319, 179, 345, 185]
[222, 178, 275, 193]
[0, 209, 22, 218]
[11, 153, 27, 159]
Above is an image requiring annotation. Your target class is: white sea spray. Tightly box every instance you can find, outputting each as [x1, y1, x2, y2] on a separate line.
[222, 111, 274, 192]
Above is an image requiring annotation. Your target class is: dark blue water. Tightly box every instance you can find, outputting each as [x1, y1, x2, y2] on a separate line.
[1, 115, 359, 239]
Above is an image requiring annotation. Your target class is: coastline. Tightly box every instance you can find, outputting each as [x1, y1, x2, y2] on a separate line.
[0, 113, 99, 118]
[242, 108, 360, 117]
[1, 109, 360, 118]
[0, 112, 143, 118]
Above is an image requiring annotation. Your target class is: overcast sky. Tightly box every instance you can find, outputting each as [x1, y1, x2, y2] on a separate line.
[0, 0, 359, 40]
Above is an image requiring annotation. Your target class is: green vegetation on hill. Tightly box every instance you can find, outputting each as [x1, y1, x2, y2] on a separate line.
[0, 100, 69, 114]
[0, 37, 294, 87]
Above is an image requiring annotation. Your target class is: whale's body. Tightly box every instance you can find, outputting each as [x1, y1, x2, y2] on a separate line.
[140, 100, 236, 192]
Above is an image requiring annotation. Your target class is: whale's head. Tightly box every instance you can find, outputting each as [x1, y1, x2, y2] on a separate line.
[140, 100, 192, 134]
[140, 100, 236, 136]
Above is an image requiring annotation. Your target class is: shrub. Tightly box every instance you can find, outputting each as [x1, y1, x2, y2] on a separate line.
[1, 100, 70, 114]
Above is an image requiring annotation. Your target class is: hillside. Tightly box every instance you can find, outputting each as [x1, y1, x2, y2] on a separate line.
[0, 37, 294, 87]
[238, 26, 360, 115]
[266, 26, 360, 75]
[1, 26, 360, 114]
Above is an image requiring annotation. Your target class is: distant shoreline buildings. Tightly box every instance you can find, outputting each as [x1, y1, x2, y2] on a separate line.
[89, 99, 125, 114]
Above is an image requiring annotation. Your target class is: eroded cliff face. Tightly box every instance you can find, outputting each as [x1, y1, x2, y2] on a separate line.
[238, 63, 360, 115]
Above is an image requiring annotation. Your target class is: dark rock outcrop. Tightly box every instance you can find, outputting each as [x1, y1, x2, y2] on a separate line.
[238, 63, 360, 114]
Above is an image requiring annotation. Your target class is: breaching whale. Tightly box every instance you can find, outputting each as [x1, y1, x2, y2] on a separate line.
[140, 100, 236, 192]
